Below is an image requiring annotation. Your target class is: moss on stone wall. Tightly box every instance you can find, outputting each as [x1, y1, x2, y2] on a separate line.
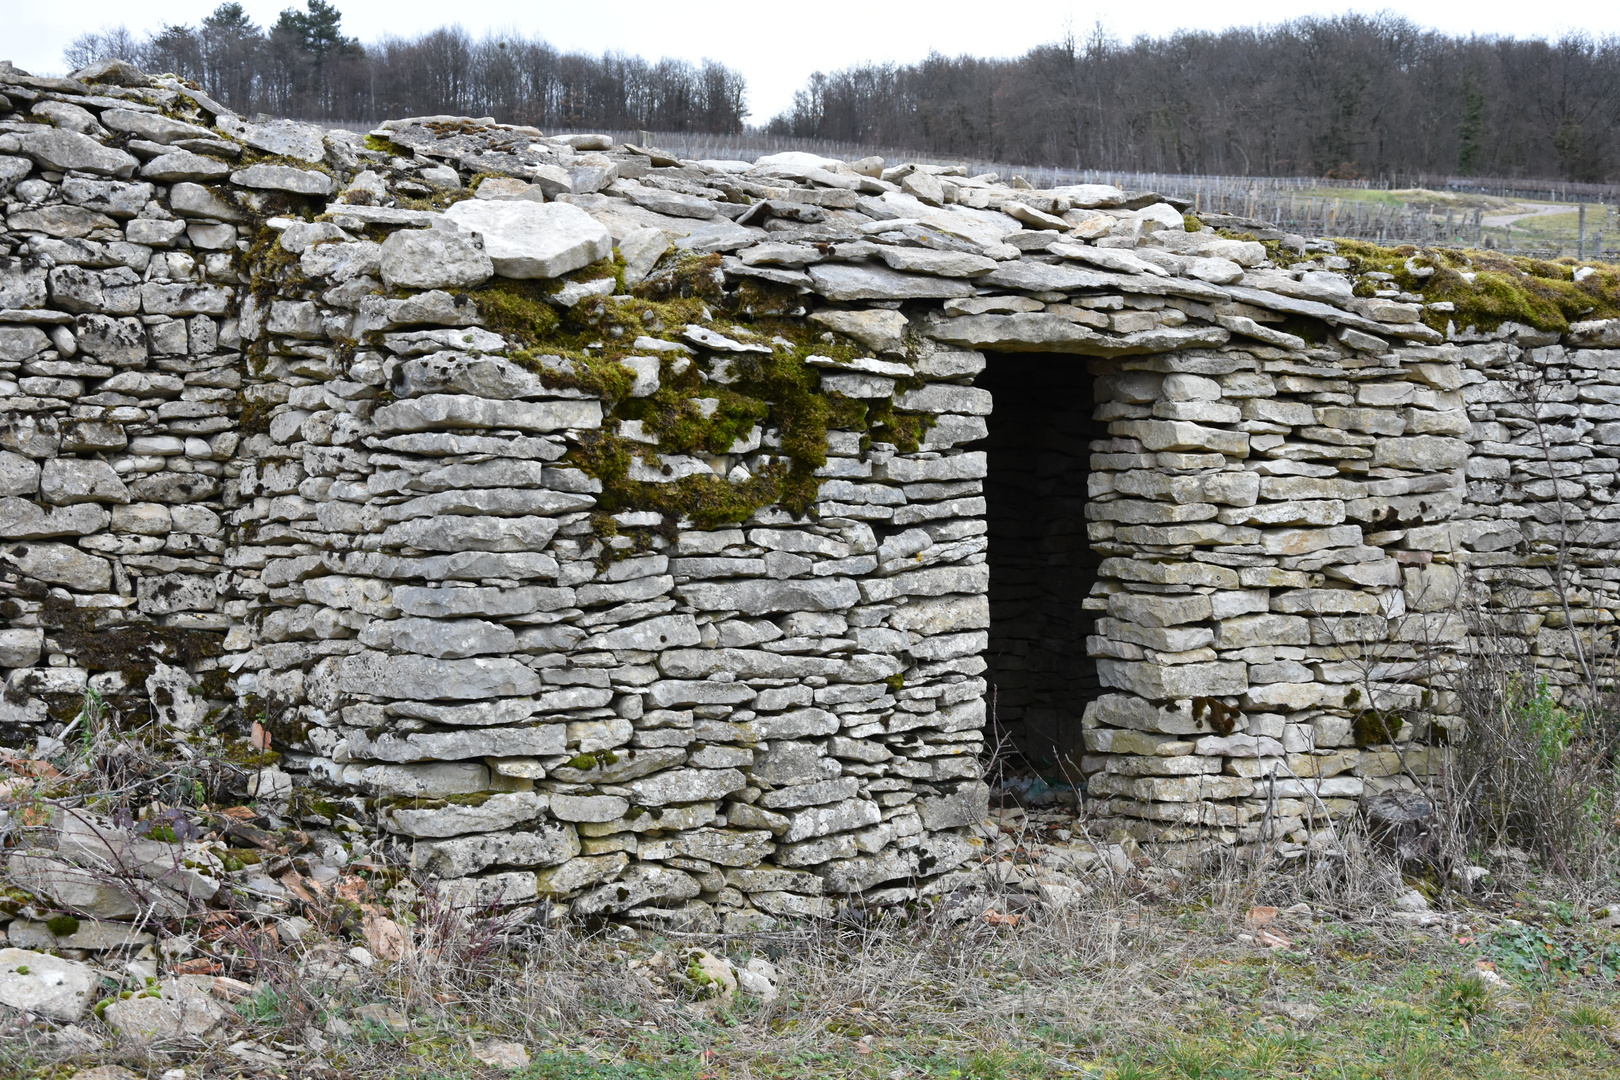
[1332, 240, 1620, 333]
[463, 262, 927, 530]
[473, 280, 563, 343]
[363, 133, 412, 157]
[40, 597, 223, 688]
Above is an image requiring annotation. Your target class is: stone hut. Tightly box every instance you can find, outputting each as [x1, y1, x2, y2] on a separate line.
[2, 58, 1616, 927]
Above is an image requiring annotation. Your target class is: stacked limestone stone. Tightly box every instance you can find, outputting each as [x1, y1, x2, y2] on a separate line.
[5, 56, 1620, 926]
[1451, 317, 1620, 686]
[0, 62, 242, 754]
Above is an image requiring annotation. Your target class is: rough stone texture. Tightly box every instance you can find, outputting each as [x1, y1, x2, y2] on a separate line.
[102, 974, 228, 1042]
[442, 201, 613, 278]
[0, 948, 97, 1021]
[380, 228, 494, 290]
[0, 61, 1599, 924]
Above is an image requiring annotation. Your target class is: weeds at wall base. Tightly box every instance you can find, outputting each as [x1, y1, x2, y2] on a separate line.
[9, 843, 1620, 1080]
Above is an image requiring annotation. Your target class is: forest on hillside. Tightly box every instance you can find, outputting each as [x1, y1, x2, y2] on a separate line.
[768, 18, 1620, 183]
[62, 4, 1620, 182]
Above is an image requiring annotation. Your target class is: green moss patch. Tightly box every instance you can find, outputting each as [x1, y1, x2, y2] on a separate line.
[1354, 710, 1406, 747]
[465, 266, 929, 531]
[363, 133, 413, 157]
[45, 915, 79, 938]
[1330, 240, 1620, 334]
[473, 279, 563, 343]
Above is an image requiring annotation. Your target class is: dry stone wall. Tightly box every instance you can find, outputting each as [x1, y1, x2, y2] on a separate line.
[3, 58, 1618, 924]
[1450, 320, 1620, 688]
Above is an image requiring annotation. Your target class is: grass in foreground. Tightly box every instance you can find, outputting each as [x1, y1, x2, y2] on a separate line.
[8, 861, 1620, 1080]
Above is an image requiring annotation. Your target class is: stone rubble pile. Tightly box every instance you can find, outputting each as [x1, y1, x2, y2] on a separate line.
[2, 56, 1617, 925]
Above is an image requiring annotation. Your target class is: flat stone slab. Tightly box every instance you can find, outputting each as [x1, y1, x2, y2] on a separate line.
[13, 129, 137, 177]
[217, 115, 327, 163]
[808, 262, 975, 301]
[141, 151, 232, 182]
[373, 394, 602, 434]
[924, 313, 1229, 356]
[443, 200, 612, 278]
[230, 164, 334, 196]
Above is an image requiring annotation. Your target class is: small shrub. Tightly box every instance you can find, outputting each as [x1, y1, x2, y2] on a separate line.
[1450, 650, 1620, 879]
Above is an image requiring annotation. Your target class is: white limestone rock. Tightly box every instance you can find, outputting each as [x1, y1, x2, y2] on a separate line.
[6, 852, 186, 919]
[393, 584, 574, 619]
[535, 853, 631, 896]
[917, 781, 990, 830]
[217, 115, 327, 162]
[230, 163, 334, 195]
[1, 325, 63, 369]
[432, 871, 539, 909]
[676, 577, 861, 615]
[923, 311, 1103, 352]
[618, 226, 671, 286]
[39, 458, 129, 505]
[378, 515, 563, 552]
[328, 651, 541, 700]
[809, 262, 975, 301]
[618, 355, 662, 396]
[777, 798, 882, 844]
[15, 129, 137, 177]
[806, 308, 910, 354]
[388, 792, 546, 838]
[381, 616, 516, 658]
[345, 725, 564, 762]
[412, 825, 580, 876]
[340, 761, 490, 799]
[103, 974, 228, 1043]
[379, 228, 494, 290]
[373, 394, 602, 434]
[572, 864, 699, 916]
[0, 948, 97, 1022]
[625, 768, 747, 807]
[877, 246, 996, 277]
[550, 794, 631, 822]
[582, 614, 701, 651]
[443, 200, 612, 278]
[621, 183, 717, 219]
[148, 662, 208, 730]
[3, 541, 111, 591]
[1097, 659, 1248, 699]
[5, 918, 153, 952]
[0, 628, 43, 668]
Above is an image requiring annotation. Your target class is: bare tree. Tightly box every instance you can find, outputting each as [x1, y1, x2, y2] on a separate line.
[62, 25, 141, 70]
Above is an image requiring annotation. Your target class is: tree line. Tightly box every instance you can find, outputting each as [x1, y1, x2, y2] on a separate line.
[62, 8, 1620, 181]
[768, 16, 1620, 183]
[64, 2, 749, 134]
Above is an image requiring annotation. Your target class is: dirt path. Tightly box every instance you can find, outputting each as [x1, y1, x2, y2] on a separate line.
[1481, 202, 1571, 228]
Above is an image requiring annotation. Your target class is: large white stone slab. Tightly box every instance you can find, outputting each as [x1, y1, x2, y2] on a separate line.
[443, 200, 612, 278]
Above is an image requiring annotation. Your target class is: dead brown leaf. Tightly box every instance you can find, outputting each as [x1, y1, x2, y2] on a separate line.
[1246, 905, 1280, 928]
[362, 908, 407, 961]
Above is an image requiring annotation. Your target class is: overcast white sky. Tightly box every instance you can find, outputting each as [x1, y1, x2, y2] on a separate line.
[6, 1, 1619, 122]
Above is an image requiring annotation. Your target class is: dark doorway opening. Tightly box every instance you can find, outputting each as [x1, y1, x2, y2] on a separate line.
[977, 354, 1103, 767]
